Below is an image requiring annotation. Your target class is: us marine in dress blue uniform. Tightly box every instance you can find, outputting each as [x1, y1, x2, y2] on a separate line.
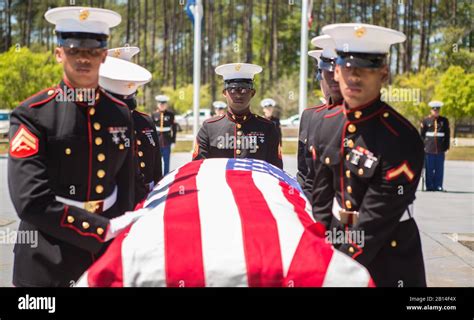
[193, 63, 283, 169]
[8, 7, 144, 287]
[308, 24, 426, 287]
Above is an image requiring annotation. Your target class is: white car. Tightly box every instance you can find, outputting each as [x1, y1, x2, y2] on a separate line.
[175, 108, 212, 131]
[280, 114, 300, 128]
[0, 110, 10, 138]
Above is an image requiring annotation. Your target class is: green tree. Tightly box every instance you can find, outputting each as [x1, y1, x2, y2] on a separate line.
[391, 67, 439, 123]
[0, 46, 62, 109]
[435, 27, 474, 73]
[159, 84, 212, 114]
[434, 65, 474, 126]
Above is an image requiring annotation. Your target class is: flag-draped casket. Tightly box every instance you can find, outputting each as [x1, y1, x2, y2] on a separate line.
[76, 158, 373, 287]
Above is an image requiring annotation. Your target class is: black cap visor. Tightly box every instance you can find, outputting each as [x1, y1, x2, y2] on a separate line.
[224, 79, 254, 90]
[319, 56, 336, 72]
[57, 32, 108, 49]
[336, 51, 386, 69]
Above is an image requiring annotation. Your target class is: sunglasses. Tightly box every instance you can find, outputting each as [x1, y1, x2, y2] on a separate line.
[64, 47, 105, 57]
[226, 87, 252, 95]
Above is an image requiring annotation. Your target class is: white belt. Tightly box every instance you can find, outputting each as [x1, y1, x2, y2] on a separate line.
[331, 197, 413, 223]
[426, 132, 445, 137]
[55, 186, 117, 214]
[157, 126, 172, 132]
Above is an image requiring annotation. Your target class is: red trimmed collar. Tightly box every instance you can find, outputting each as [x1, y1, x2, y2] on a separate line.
[226, 108, 253, 124]
[344, 96, 384, 122]
[58, 79, 101, 107]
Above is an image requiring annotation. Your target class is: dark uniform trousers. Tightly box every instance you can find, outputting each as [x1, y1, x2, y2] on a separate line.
[308, 97, 426, 287]
[193, 110, 283, 169]
[420, 115, 450, 191]
[8, 80, 136, 287]
[152, 110, 176, 175]
[133, 110, 163, 201]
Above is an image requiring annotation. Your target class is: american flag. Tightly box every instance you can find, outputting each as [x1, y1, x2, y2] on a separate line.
[77, 158, 373, 287]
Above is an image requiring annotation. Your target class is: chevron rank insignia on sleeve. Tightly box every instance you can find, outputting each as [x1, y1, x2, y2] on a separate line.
[9, 125, 39, 158]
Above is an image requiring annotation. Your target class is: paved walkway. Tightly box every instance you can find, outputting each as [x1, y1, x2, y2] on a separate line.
[0, 153, 472, 287]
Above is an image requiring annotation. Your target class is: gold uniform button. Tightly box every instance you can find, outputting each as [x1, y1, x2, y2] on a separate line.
[348, 124, 356, 133]
[97, 170, 105, 178]
[82, 222, 90, 230]
[96, 185, 104, 194]
[348, 247, 355, 254]
[347, 186, 353, 193]
[237, 124, 242, 129]
[138, 151, 144, 157]
[137, 140, 142, 146]
[93, 122, 101, 131]
[346, 170, 351, 178]
[347, 139, 354, 148]
[383, 112, 390, 118]
[391, 240, 397, 248]
[325, 157, 330, 164]
[358, 168, 364, 176]
[237, 131, 243, 136]
[97, 153, 105, 162]
[65, 148, 72, 155]
[95, 137, 103, 146]
[236, 150, 241, 155]
[97, 227, 104, 236]
[345, 200, 352, 209]
[89, 108, 96, 116]
[119, 144, 125, 150]
[354, 111, 362, 119]
[67, 216, 75, 223]
[140, 162, 146, 168]
[236, 140, 241, 145]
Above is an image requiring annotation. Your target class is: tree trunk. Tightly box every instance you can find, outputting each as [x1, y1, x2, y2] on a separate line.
[25, 0, 32, 47]
[419, 0, 426, 70]
[452, 0, 457, 26]
[259, 0, 270, 95]
[163, 0, 169, 85]
[7, 0, 11, 50]
[347, 0, 352, 21]
[402, 0, 408, 73]
[144, 0, 148, 67]
[151, 0, 157, 72]
[269, 0, 278, 84]
[136, 0, 141, 64]
[371, 0, 377, 25]
[126, 0, 131, 44]
[172, 2, 177, 89]
[208, 0, 216, 101]
[425, 0, 433, 67]
[245, 0, 253, 63]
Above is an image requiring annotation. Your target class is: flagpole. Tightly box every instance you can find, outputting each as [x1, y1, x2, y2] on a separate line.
[192, 0, 203, 144]
[299, 0, 309, 115]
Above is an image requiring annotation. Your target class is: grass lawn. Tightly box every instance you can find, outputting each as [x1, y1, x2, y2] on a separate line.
[446, 147, 474, 161]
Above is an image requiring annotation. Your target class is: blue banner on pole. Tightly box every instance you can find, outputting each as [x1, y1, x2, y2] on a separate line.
[185, 0, 196, 24]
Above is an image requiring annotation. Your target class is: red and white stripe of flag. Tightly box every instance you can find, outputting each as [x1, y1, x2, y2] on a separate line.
[77, 159, 373, 287]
